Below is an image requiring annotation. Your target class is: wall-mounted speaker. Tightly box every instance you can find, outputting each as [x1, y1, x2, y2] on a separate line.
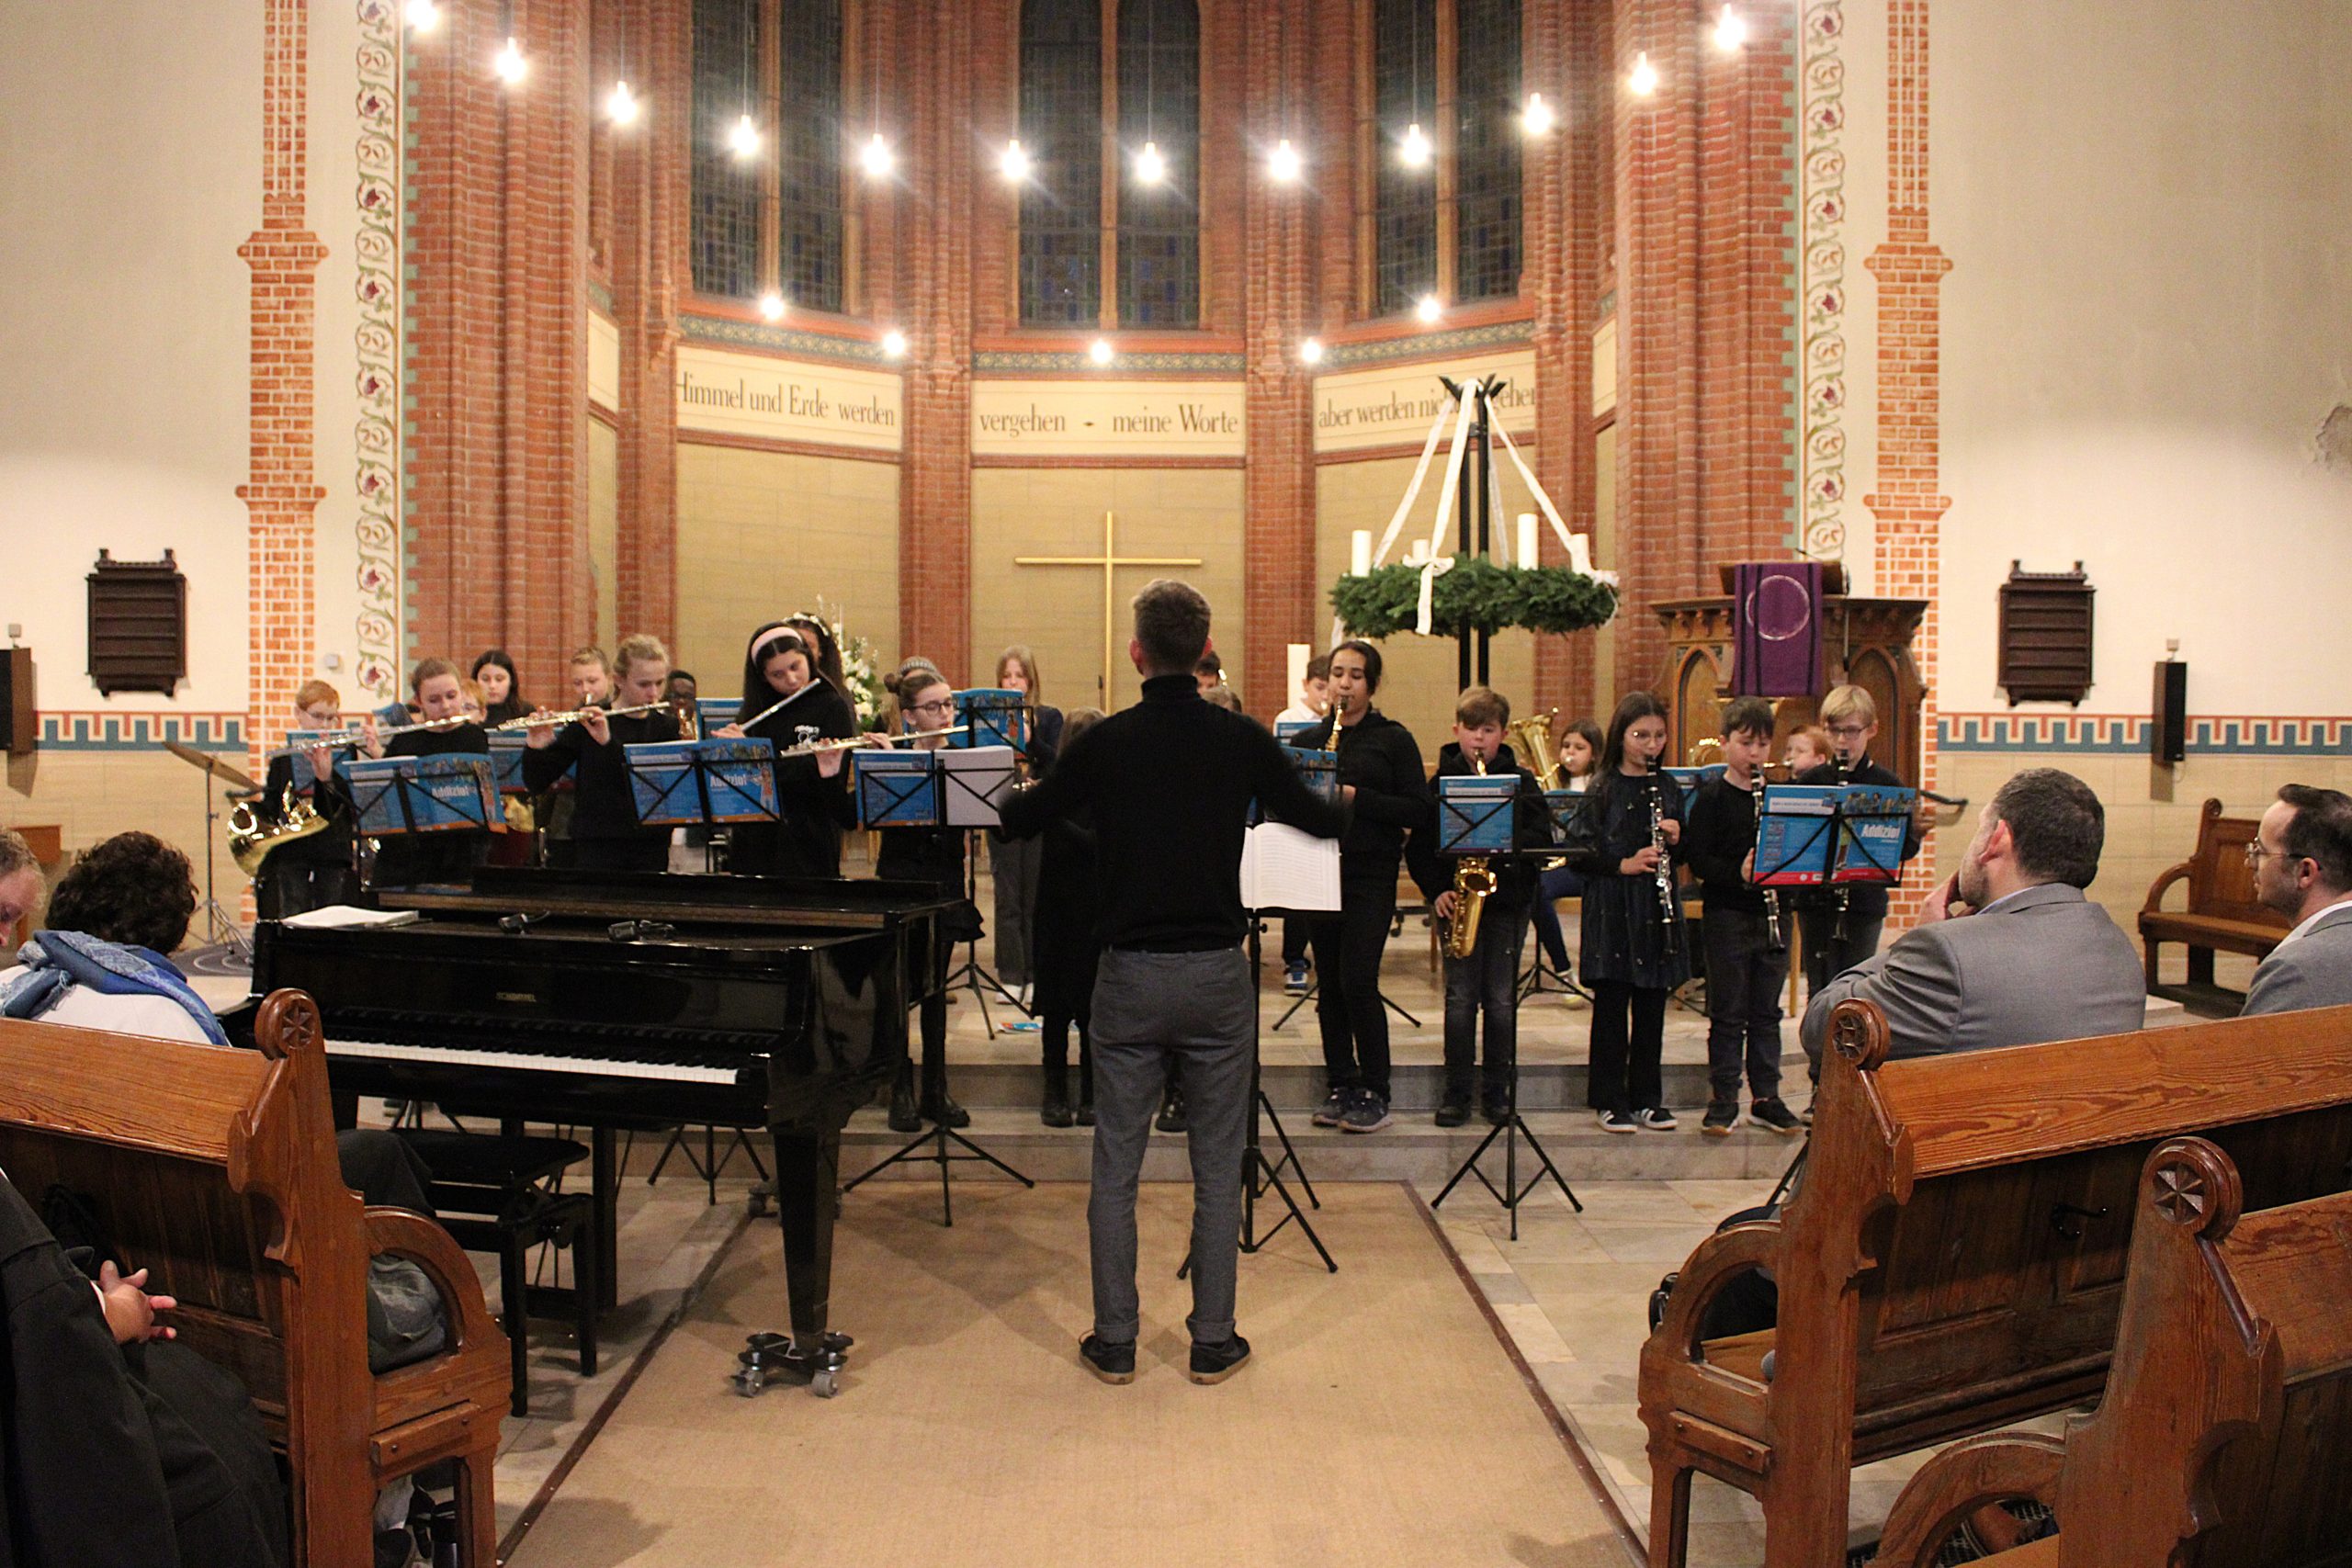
[2151, 660, 2188, 764]
[0, 647, 32, 754]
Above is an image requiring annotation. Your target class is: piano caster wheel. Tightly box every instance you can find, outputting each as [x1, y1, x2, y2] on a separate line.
[748, 1179, 775, 1218]
[736, 1330, 849, 1400]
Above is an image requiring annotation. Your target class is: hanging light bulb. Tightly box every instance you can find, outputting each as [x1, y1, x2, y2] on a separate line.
[1416, 294, 1442, 324]
[1135, 141, 1167, 185]
[1521, 92, 1555, 136]
[858, 131, 895, 179]
[758, 292, 786, 322]
[404, 0, 440, 33]
[728, 113, 761, 159]
[1399, 121, 1432, 168]
[1628, 51, 1660, 96]
[492, 35, 528, 85]
[1298, 337, 1325, 367]
[881, 329, 909, 359]
[1089, 338, 1115, 366]
[1713, 5, 1747, 51]
[1267, 138, 1303, 183]
[999, 139, 1031, 182]
[606, 80, 640, 126]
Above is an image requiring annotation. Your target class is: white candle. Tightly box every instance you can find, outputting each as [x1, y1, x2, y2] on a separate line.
[1286, 642, 1309, 700]
[1517, 513, 1539, 569]
[1407, 538, 1430, 566]
[1350, 530, 1372, 577]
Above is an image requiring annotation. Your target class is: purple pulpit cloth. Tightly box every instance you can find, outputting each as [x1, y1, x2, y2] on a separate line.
[1732, 561, 1824, 696]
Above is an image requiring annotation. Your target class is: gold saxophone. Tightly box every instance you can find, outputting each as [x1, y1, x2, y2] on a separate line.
[228, 787, 332, 878]
[1444, 752, 1498, 961]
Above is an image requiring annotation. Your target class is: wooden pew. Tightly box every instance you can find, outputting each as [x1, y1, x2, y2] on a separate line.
[2138, 796, 2287, 1005]
[1873, 1135, 2352, 1566]
[1637, 998, 2352, 1568]
[0, 989, 509, 1566]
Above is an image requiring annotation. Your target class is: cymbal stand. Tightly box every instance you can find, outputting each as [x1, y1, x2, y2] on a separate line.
[196, 772, 252, 959]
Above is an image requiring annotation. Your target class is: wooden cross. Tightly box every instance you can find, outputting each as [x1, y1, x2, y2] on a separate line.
[1015, 511, 1203, 705]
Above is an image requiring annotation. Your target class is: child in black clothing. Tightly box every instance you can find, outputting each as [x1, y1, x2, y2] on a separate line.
[1032, 707, 1105, 1126]
[1564, 693, 1688, 1133]
[1679, 697, 1803, 1135]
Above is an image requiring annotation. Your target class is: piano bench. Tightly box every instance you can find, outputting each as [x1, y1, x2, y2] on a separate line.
[393, 1130, 600, 1416]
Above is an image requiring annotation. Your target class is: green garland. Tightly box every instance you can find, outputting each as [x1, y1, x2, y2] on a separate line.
[1329, 557, 1618, 638]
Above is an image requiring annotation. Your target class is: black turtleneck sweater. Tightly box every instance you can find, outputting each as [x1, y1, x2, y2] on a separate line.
[999, 673, 1346, 949]
[1290, 705, 1431, 882]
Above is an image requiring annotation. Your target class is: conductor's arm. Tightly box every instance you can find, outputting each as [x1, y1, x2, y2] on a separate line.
[999, 724, 1094, 840]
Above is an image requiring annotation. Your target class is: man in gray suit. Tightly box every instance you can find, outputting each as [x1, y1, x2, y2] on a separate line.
[2242, 784, 2352, 1015]
[1802, 768, 2145, 1062]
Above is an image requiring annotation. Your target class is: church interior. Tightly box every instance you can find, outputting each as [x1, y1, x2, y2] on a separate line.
[3, 0, 2349, 1563]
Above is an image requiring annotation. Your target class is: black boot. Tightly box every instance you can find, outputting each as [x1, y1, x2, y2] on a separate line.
[920, 1060, 969, 1129]
[888, 1060, 921, 1134]
[1041, 1061, 1073, 1128]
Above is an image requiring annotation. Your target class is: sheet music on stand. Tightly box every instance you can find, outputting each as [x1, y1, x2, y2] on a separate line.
[1832, 784, 1917, 886]
[939, 746, 1019, 828]
[624, 738, 781, 827]
[485, 732, 531, 794]
[340, 754, 497, 837]
[1753, 783, 1915, 888]
[1240, 823, 1340, 912]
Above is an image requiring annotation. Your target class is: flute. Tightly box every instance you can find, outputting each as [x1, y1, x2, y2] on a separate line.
[494, 700, 671, 732]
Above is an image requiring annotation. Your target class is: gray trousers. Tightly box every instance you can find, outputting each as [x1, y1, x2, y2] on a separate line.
[1087, 946, 1255, 1346]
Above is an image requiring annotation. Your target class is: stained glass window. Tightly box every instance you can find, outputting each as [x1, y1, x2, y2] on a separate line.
[690, 0, 763, 301]
[1453, 0, 1521, 300]
[776, 0, 844, 312]
[1115, 0, 1199, 327]
[1019, 0, 1103, 326]
[1373, 0, 1439, 316]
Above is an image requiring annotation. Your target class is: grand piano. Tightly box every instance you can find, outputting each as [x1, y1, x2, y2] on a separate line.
[232, 866, 959, 1396]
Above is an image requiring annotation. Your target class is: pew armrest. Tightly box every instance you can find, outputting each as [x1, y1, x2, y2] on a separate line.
[2140, 860, 2192, 914]
[364, 1205, 503, 1355]
[1872, 1430, 2064, 1568]
[1650, 1220, 1782, 1370]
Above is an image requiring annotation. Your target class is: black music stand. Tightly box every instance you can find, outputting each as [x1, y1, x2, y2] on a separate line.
[840, 1077, 1035, 1227]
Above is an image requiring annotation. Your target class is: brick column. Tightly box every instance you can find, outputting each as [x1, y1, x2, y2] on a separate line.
[1863, 0, 1949, 929]
[1611, 0, 1705, 694]
[898, 0, 976, 682]
[242, 0, 328, 782]
[614, 0, 682, 642]
[1240, 6, 1317, 718]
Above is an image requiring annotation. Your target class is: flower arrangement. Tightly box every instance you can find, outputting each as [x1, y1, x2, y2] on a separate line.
[1329, 557, 1618, 639]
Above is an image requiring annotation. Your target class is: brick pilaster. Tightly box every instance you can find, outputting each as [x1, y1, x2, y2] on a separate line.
[614, 0, 682, 642]
[1863, 0, 1948, 928]
[242, 0, 328, 784]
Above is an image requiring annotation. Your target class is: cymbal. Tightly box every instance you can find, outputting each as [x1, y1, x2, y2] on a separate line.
[161, 738, 259, 794]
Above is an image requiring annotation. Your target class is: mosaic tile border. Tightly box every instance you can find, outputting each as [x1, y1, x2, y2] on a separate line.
[971, 348, 1249, 375]
[38, 714, 247, 752]
[1939, 714, 2352, 757]
[681, 313, 893, 366]
[1319, 320, 1535, 371]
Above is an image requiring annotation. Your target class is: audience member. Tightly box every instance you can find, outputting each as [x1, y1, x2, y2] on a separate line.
[1800, 768, 2143, 1062]
[2242, 783, 2352, 1014]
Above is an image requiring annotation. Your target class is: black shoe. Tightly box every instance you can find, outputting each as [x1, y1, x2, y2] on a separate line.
[920, 1091, 970, 1130]
[1041, 1093, 1073, 1129]
[1311, 1087, 1351, 1127]
[1339, 1090, 1394, 1134]
[1187, 1333, 1251, 1385]
[1480, 1094, 1512, 1126]
[1080, 1334, 1136, 1385]
[1701, 1100, 1740, 1137]
[1637, 1106, 1679, 1132]
[1156, 1088, 1189, 1134]
[1750, 1097, 1804, 1136]
[1435, 1099, 1471, 1128]
[1076, 1097, 1096, 1127]
[888, 1066, 921, 1134]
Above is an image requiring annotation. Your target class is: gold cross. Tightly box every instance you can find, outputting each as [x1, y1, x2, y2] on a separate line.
[1016, 511, 1203, 706]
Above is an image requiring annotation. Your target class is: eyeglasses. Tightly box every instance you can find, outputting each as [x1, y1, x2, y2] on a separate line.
[2245, 840, 2301, 868]
[910, 699, 956, 716]
[1826, 724, 1871, 739]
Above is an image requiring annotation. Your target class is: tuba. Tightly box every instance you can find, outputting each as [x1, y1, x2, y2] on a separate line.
[1443, 753, 1498, 961]
[228, 788, 331, 878]
[1505, 710, 1563, 792]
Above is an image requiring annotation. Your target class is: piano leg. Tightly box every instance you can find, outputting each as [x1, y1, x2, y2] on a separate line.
[734, 1120, 852, 1399]
[591, 1126, 619, 1312]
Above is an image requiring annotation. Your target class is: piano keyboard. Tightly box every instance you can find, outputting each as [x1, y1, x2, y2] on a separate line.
[324, 1036, 747, 1086]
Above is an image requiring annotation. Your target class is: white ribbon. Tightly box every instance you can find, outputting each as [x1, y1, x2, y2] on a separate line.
[1335, 390, 1462, 647]
[1414, 553, 1457, 636]
[1490, 419, 1620, 590]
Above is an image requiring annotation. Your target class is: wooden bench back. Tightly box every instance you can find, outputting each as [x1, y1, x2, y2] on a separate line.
[1798, 1001, 2352, 1458]
[0, 991, 376, 1565]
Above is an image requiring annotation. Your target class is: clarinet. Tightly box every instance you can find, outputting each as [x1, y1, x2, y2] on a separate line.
[1751, 773, 1789, 953]
[1646, 759, 1680, 954]
[1830, 750, 1852, 942]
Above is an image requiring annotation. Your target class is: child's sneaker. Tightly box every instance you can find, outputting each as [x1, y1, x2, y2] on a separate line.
[1701, 1100, 1740, 1137]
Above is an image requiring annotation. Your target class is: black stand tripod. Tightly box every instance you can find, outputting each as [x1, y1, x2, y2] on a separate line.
[1430, 894, 1583, 1241]
[1271, 976, 1419, 1032]
[943, 829, 1028, 1036]
[1180, 913, 1336, 1278]
[842, 1113, 1035, 1227]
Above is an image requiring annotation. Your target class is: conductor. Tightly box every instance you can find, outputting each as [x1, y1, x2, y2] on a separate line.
[999, 580, 1343, 1387]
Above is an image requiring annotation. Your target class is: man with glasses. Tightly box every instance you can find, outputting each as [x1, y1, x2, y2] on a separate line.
[2241, 784, 2352, 1015]
[1794, 684, 1934, 997]
[1801, 768, 2143, 1062]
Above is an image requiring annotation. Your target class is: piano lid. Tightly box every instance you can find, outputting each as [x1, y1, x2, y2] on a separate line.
[374, 864, 961, 930]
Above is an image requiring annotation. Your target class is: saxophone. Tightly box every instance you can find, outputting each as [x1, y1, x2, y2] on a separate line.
[1444, 752, 1498, 961]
